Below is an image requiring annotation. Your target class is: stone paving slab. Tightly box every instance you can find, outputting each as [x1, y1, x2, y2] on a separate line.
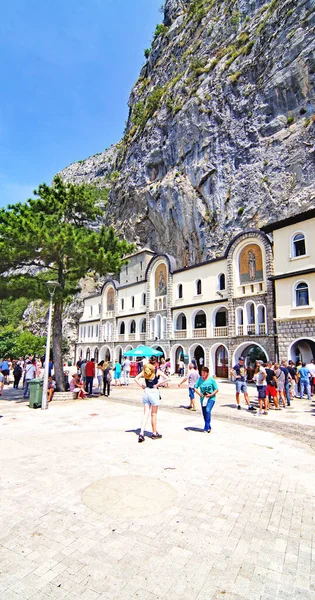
[0, 386, 314, 600]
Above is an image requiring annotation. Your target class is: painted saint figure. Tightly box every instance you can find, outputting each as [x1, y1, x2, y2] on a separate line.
[248, 250, 256, 281]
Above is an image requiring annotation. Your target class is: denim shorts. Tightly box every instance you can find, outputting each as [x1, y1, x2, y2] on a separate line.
[257, 385, 267, 400]
[188, 387, 195, 400]
[235, 380, 247, 393]
[142, 388, 160, 406]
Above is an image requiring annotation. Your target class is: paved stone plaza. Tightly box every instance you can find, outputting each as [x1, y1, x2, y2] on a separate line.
[0, 380, 315, 600]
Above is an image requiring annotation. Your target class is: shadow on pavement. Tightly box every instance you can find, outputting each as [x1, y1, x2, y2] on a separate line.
[184, 427, 205, 433]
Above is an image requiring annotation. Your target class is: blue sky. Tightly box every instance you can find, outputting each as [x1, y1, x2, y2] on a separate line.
[0, 0, 163, 207]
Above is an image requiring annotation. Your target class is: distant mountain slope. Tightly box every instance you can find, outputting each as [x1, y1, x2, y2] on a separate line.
[61, 0, 315, 266]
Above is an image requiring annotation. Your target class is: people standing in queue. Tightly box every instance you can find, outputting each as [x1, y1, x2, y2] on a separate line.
[230, 356, 255, 411]
[135, 356, 167, 443]
[194, 367, 219, 433]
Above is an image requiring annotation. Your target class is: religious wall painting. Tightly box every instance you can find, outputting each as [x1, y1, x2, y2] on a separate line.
[239, 244, 263, 284]
[107, 288, 115, 311]
[155, 264, 167, 297]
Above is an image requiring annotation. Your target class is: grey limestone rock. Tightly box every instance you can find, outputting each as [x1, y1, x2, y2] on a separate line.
[60, 0, 315, 267]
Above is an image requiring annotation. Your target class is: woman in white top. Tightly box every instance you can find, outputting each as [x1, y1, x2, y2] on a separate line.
[97, 361, 104, 395]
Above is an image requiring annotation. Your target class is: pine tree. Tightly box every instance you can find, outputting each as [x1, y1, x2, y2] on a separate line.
[0, 176, 134, 390]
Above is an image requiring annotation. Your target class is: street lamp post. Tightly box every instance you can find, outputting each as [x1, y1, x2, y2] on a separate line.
[42, 281, 60, 410]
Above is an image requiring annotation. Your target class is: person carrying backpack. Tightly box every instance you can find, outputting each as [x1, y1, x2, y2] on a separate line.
[135, 356, 167, 443]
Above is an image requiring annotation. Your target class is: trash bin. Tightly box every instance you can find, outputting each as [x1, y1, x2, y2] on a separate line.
[67, 360, 72, 367]
[29, 378, 43, 409]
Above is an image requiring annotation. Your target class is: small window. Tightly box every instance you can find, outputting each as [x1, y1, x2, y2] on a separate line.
[140, 261, 143, 271]
[121, 299, 124, 310]
[131, 296, 135, 308]
[196, 279, 202, 295]
[295, 282, 309, 306]
[90, 306, 93, 316]
[218, 273, 225, 291]
[126, 266, 128, 274]
[178, 284, 183, 298]
[142, 293, 146, 306]
[293, 233, 306, 257]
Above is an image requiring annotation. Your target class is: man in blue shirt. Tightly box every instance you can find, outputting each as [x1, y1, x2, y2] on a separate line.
[299, 362, 311, 400]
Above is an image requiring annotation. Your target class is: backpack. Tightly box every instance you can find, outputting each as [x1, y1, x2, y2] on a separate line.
[106, 371, 112, 383]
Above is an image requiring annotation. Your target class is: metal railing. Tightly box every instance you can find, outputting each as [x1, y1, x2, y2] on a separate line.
[236, 325, 244, 336]
[258, 323, 266, 335]
[247, 324, 256, 335]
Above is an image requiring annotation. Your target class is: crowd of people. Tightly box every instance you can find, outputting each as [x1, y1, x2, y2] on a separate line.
[230, 356, 315, 416]
[1, 352, 314, 441]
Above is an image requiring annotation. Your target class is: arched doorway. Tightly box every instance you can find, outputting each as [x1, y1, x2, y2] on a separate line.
[152, 345, 165, 359]
[86, 348, 90, 360]
[233, 342, 269, 382]
[215, 345, 228, 378]
[171, 345, 184, 374]
[289, 338, 315, 363]
[190, 343, 205, 373]
[94, 348, 99, 363]
[100, 345, 111, 362]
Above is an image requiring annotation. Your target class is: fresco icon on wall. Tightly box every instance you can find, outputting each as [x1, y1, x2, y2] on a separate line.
[155, 264, 167, 297]
[107, 289, 114, 311]
[239, 244, 263, 284]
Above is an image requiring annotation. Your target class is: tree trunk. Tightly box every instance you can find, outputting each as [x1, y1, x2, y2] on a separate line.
[53, 301, 65, 391]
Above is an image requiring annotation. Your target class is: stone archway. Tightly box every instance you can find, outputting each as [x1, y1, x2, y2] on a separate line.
[171, 344, 185, 374]
[233, 342, 269, 382]
[189, 343, 205, 373]
[210, 343, 229, 379]
[289, 338, 315, 363]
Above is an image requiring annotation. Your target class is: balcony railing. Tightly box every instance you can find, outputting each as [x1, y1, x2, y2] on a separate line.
[129, 333, 136, 341]
[258, 323, 266, 335]
[247, 324, 256, 335]
[118, 334, 125, 342]
[104, 311, 114, 319]
[192, 328, 207, 338]
[213, 326, 228, 337]
[237, 325, 244, 336]
[139, 333, 146, 341]
[174, 330, 187, 339]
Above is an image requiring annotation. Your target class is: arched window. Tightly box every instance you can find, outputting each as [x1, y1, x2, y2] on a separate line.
[141, 319, 146, 333]
[218, 273, 226, 291]
[178, 284, 183, 299]
[119, 322, 125, 335]
[94, 348, 99, 363]
[196, 279, 202, 295]
[131, 296, 135, 308]
[215, 308, 227, 327]
[130, 320, 136, 334]
[176, 313, 187, 330]
[142, 293, 146, 306]
[194, 310, 206, 329]
[121, 298, 124, 310]
[293, 233, 306, 258]
[295, 282, 309, 306]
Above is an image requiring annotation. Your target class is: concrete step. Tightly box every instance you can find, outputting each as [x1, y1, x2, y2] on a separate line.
[53, 392, 76, 402]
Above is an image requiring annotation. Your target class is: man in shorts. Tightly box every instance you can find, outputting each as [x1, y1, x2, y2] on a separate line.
[178, 363, 199, 410]
[265, 362, 280, 409]
[135, 356, 167, 442]
[255, 360, 268, 415]
[230, 356, 255, 411]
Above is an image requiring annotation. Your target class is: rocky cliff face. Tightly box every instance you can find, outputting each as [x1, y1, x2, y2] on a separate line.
[61, 0, 315, 266]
